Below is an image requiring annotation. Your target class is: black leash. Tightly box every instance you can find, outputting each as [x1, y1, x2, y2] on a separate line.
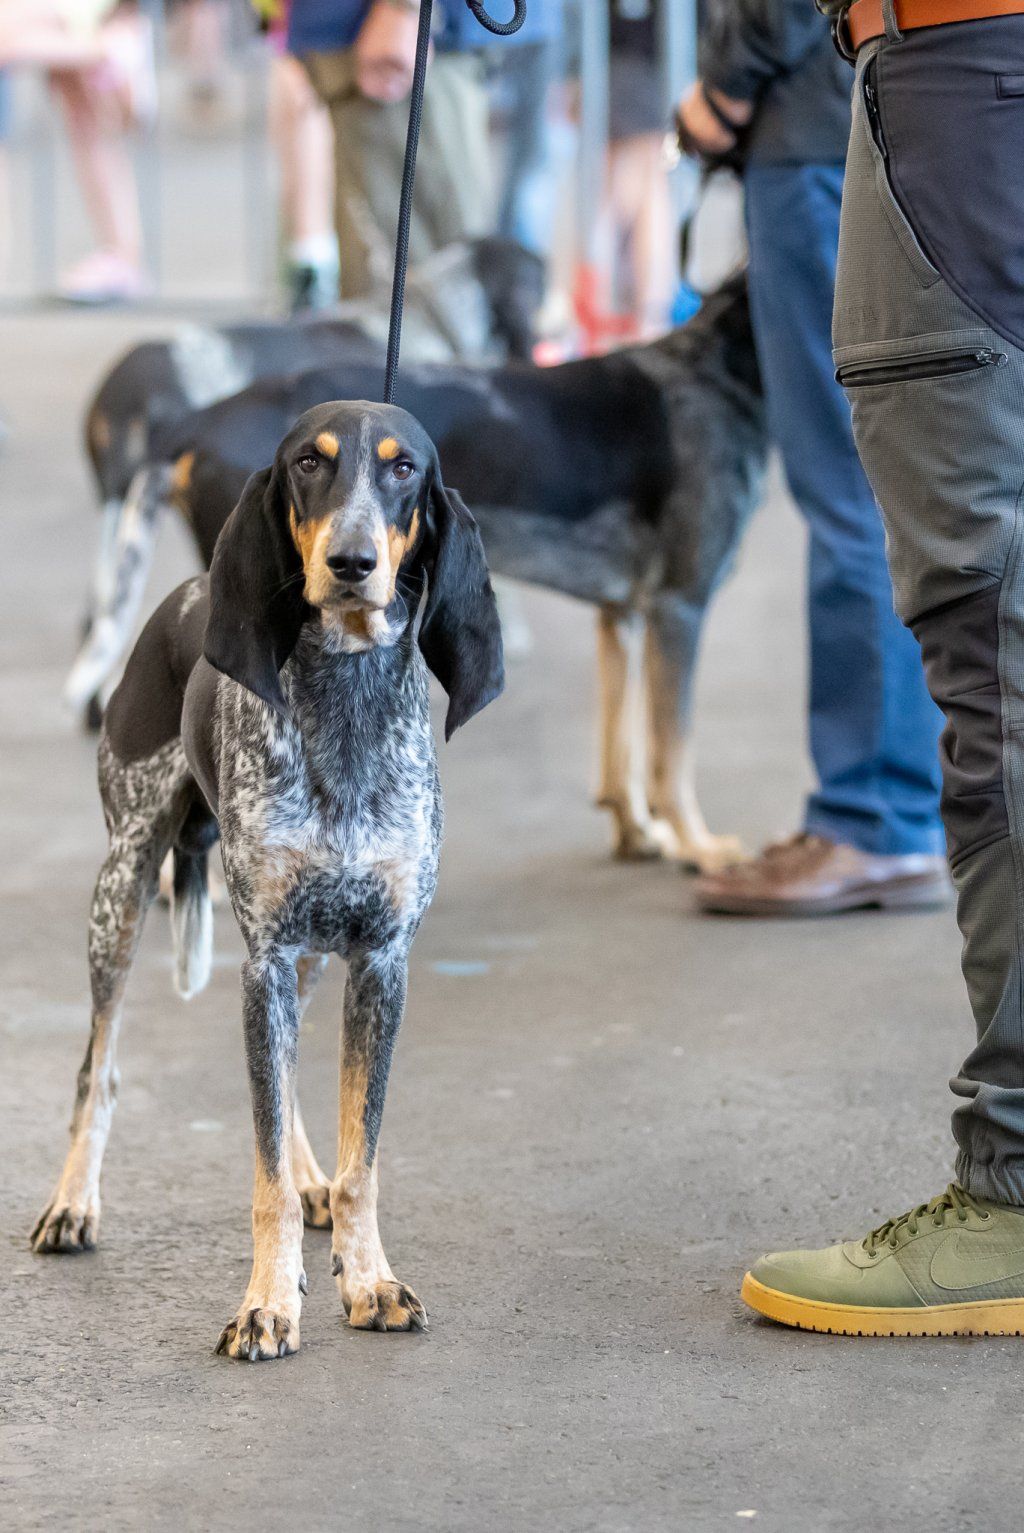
[383, 0, 527, 404]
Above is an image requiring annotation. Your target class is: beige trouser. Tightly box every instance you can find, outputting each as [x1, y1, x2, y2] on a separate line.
[304, 47, 494, 300]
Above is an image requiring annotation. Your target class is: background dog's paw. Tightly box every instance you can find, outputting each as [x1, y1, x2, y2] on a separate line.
[299, 1183, 332, 1229]
[345, 1280, 427, 1332]
[216, 1306, 299, 1362]
[611, 820, 673, 862]
[680, 834, 745, 875]
[31, 1198, 98, 1254]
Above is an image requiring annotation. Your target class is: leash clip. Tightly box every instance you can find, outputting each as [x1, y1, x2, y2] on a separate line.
[830, 3, 858, 63]
[814, 0, 857, 63]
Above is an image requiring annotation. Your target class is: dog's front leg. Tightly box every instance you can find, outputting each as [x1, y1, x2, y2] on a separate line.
[217, 952, 305, 1362]
[595, 605, 673, 860]
[331, 947, 426, 1332]
[644, 596, 744, 874]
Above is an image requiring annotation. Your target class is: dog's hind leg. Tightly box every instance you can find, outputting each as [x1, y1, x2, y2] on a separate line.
[596, 605, 674, 860]
[217, 949, 305, 1361]
[32, 741, 190, 1253]
[644, 596, 744, 874]
[292, 953, 333, 1230]
[330, 947, 426, 1332]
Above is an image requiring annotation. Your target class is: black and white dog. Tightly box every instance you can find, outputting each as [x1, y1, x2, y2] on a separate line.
[34, 402, 504, 1359]
[71, 276, 767, 870]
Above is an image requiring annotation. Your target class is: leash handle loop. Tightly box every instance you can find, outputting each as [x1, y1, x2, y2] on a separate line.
[383, 0, 527, 404]
[464, 0, 528, 35]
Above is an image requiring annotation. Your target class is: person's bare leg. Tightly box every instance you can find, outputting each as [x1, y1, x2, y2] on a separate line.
[606, 134, 675, 339]
[49, 68, 141, 267]
[269, 54, 338, 310]
[270, 55, 334, 246]
[629, 134, 675, 339]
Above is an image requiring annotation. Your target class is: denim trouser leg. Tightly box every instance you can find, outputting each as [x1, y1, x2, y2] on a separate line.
[745, 162, 944, 856]
[833, 31, 1024, 1200]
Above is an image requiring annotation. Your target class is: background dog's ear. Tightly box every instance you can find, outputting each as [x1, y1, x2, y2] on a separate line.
[419, 477, 504, 741]
[203, 463, 306, 714]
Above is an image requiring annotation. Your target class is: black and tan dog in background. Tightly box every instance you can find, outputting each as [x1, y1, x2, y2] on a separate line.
[33, 402, 503, 1360]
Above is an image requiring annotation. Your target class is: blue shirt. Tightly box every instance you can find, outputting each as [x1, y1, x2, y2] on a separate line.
[288, 0, 562, 58]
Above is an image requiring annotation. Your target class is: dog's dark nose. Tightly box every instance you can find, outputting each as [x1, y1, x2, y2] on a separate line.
[327, 547, 378, 584]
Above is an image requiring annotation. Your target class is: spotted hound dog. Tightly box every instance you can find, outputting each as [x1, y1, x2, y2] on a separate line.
[33, 402, 504, 1361]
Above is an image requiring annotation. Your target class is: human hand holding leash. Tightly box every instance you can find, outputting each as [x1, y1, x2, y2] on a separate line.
[676, 80, 753, 167]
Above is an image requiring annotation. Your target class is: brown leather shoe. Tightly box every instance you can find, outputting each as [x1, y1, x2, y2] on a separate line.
[695, 833, 952, 916]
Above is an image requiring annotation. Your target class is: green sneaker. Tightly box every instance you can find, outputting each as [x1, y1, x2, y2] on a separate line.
[742, 1184, 1024, 1336]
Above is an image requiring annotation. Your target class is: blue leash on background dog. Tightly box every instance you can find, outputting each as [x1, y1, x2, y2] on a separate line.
[384, 0, 528, 404]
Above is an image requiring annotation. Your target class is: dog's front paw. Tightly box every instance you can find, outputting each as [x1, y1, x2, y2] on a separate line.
[342, 1277, 427, 1332]
[216, 1305, 300, 1362]
[299, 1183, 332, 1230]
[31, 1195, 99, 1254]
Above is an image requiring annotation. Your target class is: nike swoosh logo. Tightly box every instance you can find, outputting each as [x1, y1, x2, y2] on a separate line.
[930, 1233, 1024, 1291]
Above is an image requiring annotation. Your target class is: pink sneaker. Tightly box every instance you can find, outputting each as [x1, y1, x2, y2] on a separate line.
[57, 251, 150, 306]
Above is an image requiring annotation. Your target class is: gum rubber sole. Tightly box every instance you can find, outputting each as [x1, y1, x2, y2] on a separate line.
[741, 1273, 1024, 1337]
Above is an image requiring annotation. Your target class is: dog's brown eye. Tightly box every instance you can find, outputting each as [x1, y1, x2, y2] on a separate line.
[393, 460, 415, 481]
[297, 455, 319, 475]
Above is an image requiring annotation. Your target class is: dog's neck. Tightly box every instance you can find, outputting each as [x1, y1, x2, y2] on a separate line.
[320, 603, 406, 655]
[284, 607, 424, 722]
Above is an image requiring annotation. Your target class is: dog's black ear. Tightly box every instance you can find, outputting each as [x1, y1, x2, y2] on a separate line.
[419, 476, 504, 740]
[204, 463, 306, 714]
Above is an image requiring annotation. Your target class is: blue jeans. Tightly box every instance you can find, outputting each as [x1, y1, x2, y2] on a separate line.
[745, 161, 944, 856]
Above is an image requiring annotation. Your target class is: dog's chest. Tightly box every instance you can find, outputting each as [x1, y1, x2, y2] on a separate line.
[220, 653, 441, 954]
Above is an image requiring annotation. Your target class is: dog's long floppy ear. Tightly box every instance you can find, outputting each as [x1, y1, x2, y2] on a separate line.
[419, 475, 504, 740]
[203, 463, 307, 714]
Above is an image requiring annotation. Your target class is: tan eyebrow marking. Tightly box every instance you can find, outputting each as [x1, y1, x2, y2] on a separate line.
[377, 437, 400, 462]
[315, 431, 340, 459]
[386, 507, 421, 597]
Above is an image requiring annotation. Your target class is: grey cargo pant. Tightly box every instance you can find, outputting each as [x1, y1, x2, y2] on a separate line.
[833, 27, 1024, 1203]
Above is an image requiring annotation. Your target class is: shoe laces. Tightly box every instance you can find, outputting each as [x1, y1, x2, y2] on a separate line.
[862, 1183, 988, 1257]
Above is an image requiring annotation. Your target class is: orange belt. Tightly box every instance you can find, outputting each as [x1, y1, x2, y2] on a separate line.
[846, 0, 1024, 51]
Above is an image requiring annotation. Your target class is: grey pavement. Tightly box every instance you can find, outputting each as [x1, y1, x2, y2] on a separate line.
[0, 305, 1016, 1533]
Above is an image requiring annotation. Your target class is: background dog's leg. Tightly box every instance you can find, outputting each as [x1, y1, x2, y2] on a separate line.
[292, 952, 333, 1230]
[217, 952, 304, 1362]
[32, 830, 164, 1254]
[64, 465, 170, 724]
[331, 948, 426, 1332]
[596, 605, 670, 860]
[644, 597, 744, 875]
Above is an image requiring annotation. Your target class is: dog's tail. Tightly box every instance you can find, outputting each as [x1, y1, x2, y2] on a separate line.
[171, 847, 213, 1001]
[64, 463, 172, 718]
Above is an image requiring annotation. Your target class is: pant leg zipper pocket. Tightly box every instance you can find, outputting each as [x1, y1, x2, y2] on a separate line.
[836, 348, 1008, 388]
